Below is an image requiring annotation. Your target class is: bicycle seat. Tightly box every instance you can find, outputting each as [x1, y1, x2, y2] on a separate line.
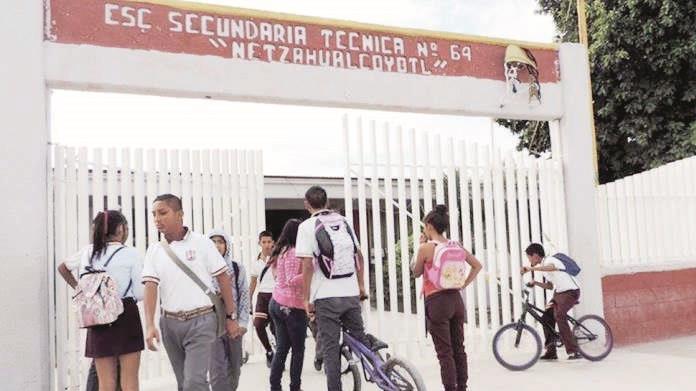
[366, 333, 389, 352]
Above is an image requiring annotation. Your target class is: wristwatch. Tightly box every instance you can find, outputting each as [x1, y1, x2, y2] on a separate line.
[226, 312, 237, 320]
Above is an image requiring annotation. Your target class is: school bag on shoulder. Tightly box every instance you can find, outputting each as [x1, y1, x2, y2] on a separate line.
[161, 239, 227, 338]
[426, 241, 469, 290]
[552, 253, 581, 276]
[314, 211, 359, 279]
[73, 246, 128, 328]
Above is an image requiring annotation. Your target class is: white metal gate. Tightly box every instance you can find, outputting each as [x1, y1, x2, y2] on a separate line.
[48, 145, 265, 390]
[342, 116, 569, 353]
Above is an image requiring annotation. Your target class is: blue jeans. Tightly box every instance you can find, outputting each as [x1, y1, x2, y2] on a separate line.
[269, 299, 308, 391]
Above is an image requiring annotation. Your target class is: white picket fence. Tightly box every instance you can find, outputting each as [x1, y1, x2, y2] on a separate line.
[342, 116, 569, 354]
[597, 155, 696, 272]
[48, 145, 265, 391]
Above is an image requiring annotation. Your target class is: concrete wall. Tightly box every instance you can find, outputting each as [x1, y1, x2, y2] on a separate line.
[44, 43, 564, 121]
[602, 268, 696, 345]
[0, 1, 50, 389]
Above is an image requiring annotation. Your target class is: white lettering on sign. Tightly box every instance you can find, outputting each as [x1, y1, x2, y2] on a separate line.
[416, 42, 428, 57]
[168, 11, 308, 46]
[185, 13, 199, 34]
[201, 15, 214, 36]
[450, 44, 472, 61]
[99, 4, 476, 76]
[169, 11, 183, 32]
[320, 29, 405, 56]
[104, 3, 151, 30]
[228, 42, 432, 75]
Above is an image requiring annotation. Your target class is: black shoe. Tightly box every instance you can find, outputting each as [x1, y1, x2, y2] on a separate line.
[539, 351, 558, 360]
[266, 351, 274, 368]
[568, 352, 582, 360]
[313, 357, 323, 371]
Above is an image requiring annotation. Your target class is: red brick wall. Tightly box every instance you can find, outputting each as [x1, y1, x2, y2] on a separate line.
[602, 268, 696, 345]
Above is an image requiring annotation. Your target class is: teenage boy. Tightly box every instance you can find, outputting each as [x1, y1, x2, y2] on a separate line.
[296, 186, 369, 391]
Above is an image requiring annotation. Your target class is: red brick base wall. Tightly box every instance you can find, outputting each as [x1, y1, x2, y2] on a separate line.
[602, 268, 696, 345]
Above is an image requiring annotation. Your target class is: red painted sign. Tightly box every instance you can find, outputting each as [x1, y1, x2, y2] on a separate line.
[47, 0, 560, 82]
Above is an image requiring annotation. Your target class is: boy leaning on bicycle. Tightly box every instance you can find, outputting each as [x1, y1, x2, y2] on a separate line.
[521, 243, 582, 361]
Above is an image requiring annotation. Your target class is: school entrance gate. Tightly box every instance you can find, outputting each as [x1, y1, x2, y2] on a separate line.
[341, 117, 569, 352]
[2, 1, 602, 389]
[49, 145, 265, 389]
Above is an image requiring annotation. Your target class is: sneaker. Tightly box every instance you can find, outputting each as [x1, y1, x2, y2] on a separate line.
[313, 357, 323, 371]
[568, 352, 582, 360]
[539, 351, 558, 360]
[266, 351, 274, 368]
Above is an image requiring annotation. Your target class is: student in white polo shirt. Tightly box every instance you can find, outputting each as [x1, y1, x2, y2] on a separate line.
[522, 243, 582, 361]
[142, 194, 241, 391]
[57, 217, 130, 391]
[296, 186, 369, 391]
[249, 230, 277, 367]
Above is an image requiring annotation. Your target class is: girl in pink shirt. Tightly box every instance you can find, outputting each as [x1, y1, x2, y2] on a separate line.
[268, 219, 307, 391]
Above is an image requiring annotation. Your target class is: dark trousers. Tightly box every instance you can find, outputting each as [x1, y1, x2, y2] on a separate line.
[315, 296, 368, 391]
[209, 334, 243, 391]
[308, 317, 322, 360]
[542, 289, 580, 355]
[254, 292, 277, 353]
[269, 299, 308, 391]
[85, 360, 121, 391]
[425, 290, 468, 391]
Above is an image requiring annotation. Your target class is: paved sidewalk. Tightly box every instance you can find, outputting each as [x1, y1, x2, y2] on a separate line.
[146, 335, 696, 390]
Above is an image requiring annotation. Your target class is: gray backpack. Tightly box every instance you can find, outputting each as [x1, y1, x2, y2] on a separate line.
[314, 211, 358, 279]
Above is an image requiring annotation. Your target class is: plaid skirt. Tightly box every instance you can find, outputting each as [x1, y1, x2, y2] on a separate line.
[85, 297, 144, 358]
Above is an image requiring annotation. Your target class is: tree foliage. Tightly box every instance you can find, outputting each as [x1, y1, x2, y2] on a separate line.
[498, 0, 696, 183]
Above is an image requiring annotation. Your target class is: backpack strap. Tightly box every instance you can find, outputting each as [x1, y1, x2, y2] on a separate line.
[232, 261, 241, 307]
[160, 240, 218, 298]
[81, 246, 125, 278]
[431, 240, 448, 268]
[124, 279, 133, 297]
[344, 220, 359, 254]
[259, 263, 271, 284]
[103, 246, 126, 268]
[106, 246, 136, 297]
[161, 239, 226, 337]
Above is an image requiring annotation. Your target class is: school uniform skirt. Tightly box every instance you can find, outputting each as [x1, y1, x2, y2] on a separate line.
[85, 297, 144, 358]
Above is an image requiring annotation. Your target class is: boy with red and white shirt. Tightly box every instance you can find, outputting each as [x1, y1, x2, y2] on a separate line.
[141, 194, 240, 391]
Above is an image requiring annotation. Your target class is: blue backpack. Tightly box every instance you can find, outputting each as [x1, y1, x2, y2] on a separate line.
[552, 253, 581, 276]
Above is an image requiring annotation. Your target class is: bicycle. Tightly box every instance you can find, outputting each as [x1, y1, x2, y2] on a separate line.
[341, 330, 426, 391]
[492, 288, 613, 371]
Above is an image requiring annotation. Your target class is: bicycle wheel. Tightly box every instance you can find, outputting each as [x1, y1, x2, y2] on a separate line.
[574, 314, 613, 361]
[383, 356, 426, 391]
[341, 348, 362, 391]
[492, 323, 542, 371]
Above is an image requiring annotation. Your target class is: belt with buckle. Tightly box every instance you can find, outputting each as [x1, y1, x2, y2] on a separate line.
[163, 306, 214, 321]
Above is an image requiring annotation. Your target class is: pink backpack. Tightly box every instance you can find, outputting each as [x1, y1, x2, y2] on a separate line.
[426, 241, 469, 290]
[72, 247, 127, 328]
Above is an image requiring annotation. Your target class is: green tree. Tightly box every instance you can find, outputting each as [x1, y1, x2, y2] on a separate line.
[498, 0, 696, 183]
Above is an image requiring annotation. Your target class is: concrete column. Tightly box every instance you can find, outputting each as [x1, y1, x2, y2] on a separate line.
[555, 43, 604, 317]
[0, 1, 50, 389]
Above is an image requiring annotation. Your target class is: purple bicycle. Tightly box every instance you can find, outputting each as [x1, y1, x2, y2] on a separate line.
[341, 330, 426, 391]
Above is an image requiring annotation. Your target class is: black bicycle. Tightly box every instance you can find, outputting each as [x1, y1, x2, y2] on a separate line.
[492, 289, 613, 371]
